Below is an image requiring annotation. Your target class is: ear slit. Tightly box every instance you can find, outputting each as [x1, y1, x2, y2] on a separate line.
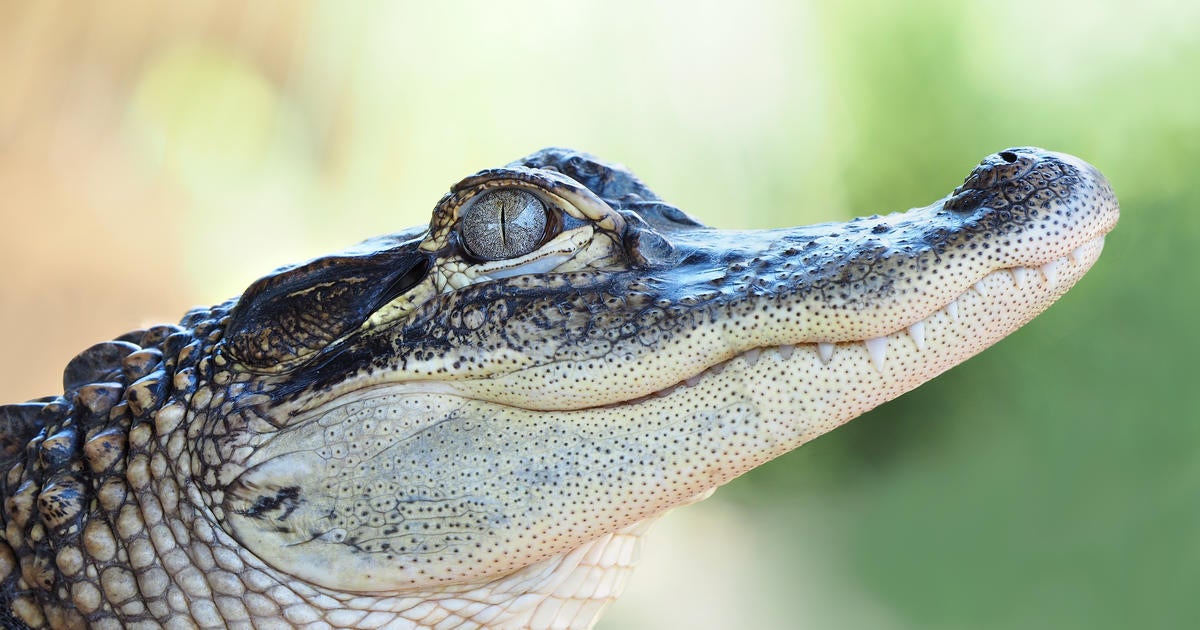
[375, 257, 431, 310]
[223, 246, 432, 370]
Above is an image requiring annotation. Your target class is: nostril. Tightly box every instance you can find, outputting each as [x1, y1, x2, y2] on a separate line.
[998, 151, 1018, 163]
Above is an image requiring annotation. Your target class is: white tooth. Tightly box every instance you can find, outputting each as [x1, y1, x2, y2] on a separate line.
[946, 299, 959, 320]
[743, 348, 762, 367]
[974, 281, 989, 296]
[1010, 267, 1028, 286]
[864, 337, 888, 373]
[1040, 259, 1062, 284]
[817, 342, 835, 364]
[777, 344, 795, 360]
[907, 320, 926, 351]
[1071, 246, 1086, 264]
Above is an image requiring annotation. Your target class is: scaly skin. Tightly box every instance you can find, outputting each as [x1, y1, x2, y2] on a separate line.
[0, 147, 1118, 629]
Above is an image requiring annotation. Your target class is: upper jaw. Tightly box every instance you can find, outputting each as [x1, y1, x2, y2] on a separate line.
[644, 147, 1117, 337]
[416, 148, 1119, 411]
[263, 147, 1119, 416]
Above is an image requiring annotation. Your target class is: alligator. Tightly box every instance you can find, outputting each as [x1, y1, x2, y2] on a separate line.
[0, 146, 1118, 629]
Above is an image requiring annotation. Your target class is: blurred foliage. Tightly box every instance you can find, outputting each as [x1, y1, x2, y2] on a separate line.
[0, 1, 1195, 629]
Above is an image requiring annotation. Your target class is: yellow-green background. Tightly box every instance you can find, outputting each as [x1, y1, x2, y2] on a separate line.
[1, 2, 1194, 628]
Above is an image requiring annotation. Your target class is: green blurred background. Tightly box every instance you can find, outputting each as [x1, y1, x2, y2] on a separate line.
[0, 1, 1195, 628]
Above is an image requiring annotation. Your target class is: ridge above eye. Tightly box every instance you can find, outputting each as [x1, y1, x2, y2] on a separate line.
[459, 188, 550, 261]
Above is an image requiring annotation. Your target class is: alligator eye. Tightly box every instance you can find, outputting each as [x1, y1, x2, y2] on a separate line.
[459, 189, 549, 260]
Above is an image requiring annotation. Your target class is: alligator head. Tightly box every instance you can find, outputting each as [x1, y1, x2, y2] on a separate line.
[0, 147, 1117, 629]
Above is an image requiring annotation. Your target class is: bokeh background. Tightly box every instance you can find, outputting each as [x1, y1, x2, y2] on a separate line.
[1, 1, 1195, 628]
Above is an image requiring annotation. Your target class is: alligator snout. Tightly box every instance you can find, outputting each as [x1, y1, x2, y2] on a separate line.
[944, 147, 1071, 213]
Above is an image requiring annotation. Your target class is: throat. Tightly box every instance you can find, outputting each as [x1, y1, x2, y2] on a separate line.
[362, 518, 654, 629]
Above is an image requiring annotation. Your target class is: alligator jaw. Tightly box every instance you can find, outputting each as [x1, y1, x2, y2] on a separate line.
[640, 231, 1103, 402]
[653, 233, 1107, 445]
[444, 149, 1119, 415]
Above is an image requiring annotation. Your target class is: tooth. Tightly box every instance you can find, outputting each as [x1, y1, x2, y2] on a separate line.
[743, 348, 762, 367]
[974, 281, 989, 296]
[946, 299, 959, 320]
[1040, 259, 1062, 284]
[817, 342, 835, 364]
[655, 385, 676, 397]
[864, 337, 888, 373]
[1010, 267, 1028, 286]
[907, 320, 926, 350]
[685, 374, 702, 387]
[777, 344, 795, 360]
[1071, 245, 1086, 264]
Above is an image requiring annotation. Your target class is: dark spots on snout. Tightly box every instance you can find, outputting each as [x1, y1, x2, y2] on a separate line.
[238, 486, 302, 520]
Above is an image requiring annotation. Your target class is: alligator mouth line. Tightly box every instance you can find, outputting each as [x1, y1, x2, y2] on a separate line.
[635, 235, 1108, 404]
[294, 234, 1108, 418]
